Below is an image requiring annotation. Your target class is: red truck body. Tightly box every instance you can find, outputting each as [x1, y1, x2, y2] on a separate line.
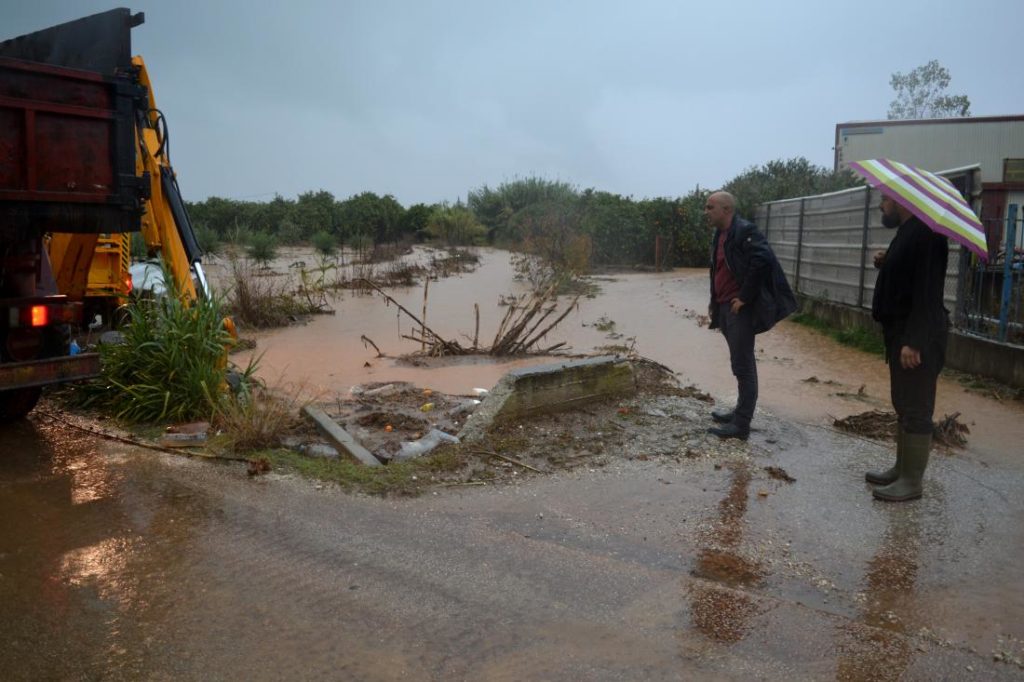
[0, 9, 147, 418]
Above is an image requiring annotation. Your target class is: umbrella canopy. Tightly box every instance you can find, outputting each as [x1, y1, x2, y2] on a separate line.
[848, 158, 988, 262]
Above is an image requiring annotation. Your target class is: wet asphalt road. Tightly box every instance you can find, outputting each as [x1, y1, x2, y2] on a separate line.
[2, 406, 1024, 681]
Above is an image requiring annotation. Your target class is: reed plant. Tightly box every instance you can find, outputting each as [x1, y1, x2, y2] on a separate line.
[83, 264, 234, 422]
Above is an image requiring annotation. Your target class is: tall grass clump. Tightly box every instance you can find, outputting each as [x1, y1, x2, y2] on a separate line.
[215, 377, 310, 452]
[83, 263, 233, 422]
[225, 258, 313, 327]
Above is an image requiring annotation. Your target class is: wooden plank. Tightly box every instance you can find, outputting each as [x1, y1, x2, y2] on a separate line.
[301, 405, 381, 467]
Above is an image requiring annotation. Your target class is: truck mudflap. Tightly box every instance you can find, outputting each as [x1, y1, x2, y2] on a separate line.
[0, 352, 100, 390]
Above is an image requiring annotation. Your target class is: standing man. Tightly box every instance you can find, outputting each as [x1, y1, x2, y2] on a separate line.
[706, 191, 796, 440]
[867, 193, 949, 502]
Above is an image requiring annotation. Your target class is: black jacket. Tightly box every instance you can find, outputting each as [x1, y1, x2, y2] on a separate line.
[871, 216, 949, 366]
[708, 215, 797, 334]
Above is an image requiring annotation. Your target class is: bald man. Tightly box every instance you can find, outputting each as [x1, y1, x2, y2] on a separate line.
[705, 191, 796, 440]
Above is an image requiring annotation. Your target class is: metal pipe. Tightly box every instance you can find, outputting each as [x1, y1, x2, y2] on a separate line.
[999, 204, 1019, 341]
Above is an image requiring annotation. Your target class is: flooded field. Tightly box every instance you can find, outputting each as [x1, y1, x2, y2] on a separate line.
[209, 245, 1024, 464]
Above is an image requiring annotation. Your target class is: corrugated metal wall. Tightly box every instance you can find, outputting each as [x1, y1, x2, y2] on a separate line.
[757, 187, 962, 312]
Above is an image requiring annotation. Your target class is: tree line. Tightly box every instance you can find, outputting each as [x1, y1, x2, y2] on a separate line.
[186, 157, 859, 271]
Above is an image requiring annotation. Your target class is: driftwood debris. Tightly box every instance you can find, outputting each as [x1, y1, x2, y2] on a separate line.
[833, 409, 970, 448]
[359, 278, 578, 357]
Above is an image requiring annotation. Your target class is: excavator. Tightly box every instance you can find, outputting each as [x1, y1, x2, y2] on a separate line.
[0, 8, 219, 420]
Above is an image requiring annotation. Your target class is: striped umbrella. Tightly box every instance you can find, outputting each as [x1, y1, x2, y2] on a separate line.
[848, 158, 988, 262]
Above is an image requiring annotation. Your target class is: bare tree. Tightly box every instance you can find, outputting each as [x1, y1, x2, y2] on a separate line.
[888, 60, 971, 120]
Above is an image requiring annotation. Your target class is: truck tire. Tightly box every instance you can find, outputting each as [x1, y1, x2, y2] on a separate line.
[0, 387, 42, 422]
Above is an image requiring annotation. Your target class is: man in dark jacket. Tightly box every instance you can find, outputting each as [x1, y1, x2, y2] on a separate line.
[706, 191, 797, 440]
[867, 193, 949, 501]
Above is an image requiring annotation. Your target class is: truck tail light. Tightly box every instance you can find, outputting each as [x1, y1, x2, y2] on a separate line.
[31, 305, 48, 327]
[6, 301, 83, 328]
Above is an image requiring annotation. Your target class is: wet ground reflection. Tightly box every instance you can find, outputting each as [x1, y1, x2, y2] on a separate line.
[0, 417, 207, 679]
[835, 510, 923, 681]
[688, 462, 766, 644]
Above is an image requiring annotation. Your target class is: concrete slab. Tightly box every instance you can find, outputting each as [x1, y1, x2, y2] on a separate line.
[459, 355, 636, 442]
[302, 405, 381, 467]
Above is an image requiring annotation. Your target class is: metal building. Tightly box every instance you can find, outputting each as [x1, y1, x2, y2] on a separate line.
[834, 115, 1024, 255]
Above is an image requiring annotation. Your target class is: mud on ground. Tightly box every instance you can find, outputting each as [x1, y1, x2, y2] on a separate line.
[272, 359, 789, 495]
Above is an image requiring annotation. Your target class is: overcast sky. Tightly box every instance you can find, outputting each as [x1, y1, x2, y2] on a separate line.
[7, 1, 1024, 206]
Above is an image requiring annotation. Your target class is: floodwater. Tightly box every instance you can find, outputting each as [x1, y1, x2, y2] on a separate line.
[3, 244, 1024, 679]
[3, 409, 1023, 679]
[223, 246, 1024, 463]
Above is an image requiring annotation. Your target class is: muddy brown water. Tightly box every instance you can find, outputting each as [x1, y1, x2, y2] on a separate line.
[216, 246, 1024, 464]
[3, 245, 1024, 679]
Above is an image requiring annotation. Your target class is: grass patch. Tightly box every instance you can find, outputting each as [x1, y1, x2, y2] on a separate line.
[260, 443, 474, 496]
[790, 311, 884, 356]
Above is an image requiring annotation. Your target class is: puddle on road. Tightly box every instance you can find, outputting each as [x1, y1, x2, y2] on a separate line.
[0, 418, 209, 679]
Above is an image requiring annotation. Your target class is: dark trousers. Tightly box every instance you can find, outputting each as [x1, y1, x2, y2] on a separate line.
[718, 303, 757, 428]
[888, 356, 940, 435]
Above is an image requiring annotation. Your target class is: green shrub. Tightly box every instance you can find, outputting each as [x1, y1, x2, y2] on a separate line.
[311, 230, 337, 256]
[195, 223, 222, 256]
[247, 231, 278, 266]
[277, 219, 303, 245]
[82, 263, 233, 422]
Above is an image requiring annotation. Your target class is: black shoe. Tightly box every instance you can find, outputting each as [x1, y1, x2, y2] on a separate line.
[711, 408, 734, 424]
[708, 423, 750, 440]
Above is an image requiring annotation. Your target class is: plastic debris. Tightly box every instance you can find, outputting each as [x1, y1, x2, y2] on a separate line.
[448, 399, 481, 417]
[394, 429, 459, 461]
[299, 443, 340, 459]
[420, 402, 434, 412]
[364, 383, 399, 397]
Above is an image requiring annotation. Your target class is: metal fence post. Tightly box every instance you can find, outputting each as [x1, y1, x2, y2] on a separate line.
[857, 188, 871, 308]
[794, 198, 806, 294]
[999, 204, 1019, 341]
[763, 203, 772, 242]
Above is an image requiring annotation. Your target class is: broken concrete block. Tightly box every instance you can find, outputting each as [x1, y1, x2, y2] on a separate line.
[302, 405, 381, 467]
[459, 355, 636, 443]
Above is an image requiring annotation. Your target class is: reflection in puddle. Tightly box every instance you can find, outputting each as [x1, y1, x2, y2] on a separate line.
[692, 548, 763, 589]
[836, 512, 922, 680]
[0, 418, 204, 679]
[689, 585, 759, 645]
[687, 462, 766, 644]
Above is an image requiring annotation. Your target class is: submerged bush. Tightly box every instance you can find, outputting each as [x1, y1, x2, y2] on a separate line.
[247, 231, 278, 267]
[224, 258, 313, 328]
[83, 264, 234, 422]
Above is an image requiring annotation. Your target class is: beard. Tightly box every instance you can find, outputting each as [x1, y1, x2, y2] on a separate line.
[881, 210, 902, 229]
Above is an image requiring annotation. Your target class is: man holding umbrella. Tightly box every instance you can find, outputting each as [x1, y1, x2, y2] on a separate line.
[868, 193, 949, 501]
[850, 159, 986, 501]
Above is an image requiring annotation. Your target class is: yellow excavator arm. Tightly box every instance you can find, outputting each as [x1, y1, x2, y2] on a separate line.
[132, 55, 209, 302]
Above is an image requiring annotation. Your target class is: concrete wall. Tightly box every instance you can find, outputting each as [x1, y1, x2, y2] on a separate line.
[795, 294, 1024, 389]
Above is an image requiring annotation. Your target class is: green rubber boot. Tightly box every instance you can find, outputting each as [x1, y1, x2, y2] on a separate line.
[872, 432, 931, 502]
[866, 426, 903, 485]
